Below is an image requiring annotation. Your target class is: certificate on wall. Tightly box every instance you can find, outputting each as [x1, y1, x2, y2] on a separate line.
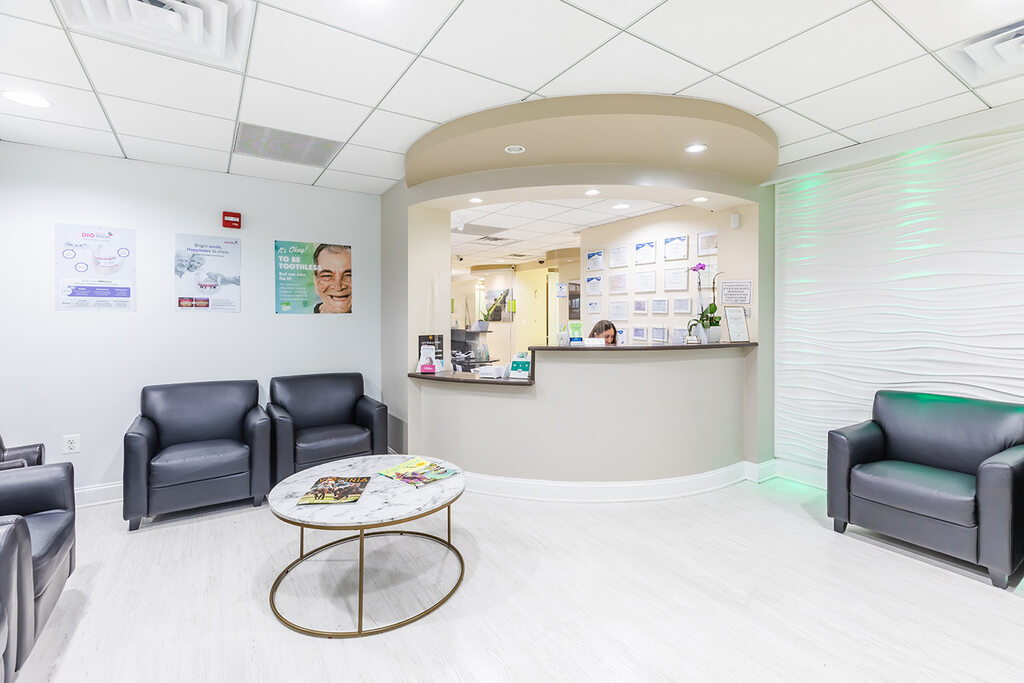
[632, 326, 648, 342]
[697, 230, 718, 256]
[651, 326, 667, 344]
[664, 268, 688, 291]
[633, 298, 648, 314]
[670, 328, 688, 345]
[720, 280, 753, 305]
[650, 298, 668, 314]
[585, 275, 602, 296]
[609, 245, 629, 268]
[634, 270, 656, 293]
[586, 250, 604, 271]
[586, 300, 601, 315]
[609, 273, 628, 295]
[608, 300, 629, 321]
[673, 297, 692, 314]
[55, 223, 137, 312]
[664, 236, 688, 261]
[634, 241, 656, 265]
[724, 306, 749, 342]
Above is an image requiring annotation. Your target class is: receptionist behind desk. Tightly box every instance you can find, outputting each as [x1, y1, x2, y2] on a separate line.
[589, 320, 617, 346]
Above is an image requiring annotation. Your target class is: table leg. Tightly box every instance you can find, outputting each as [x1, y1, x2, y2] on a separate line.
[447, 505, 452, 544]
[299, 527, 304, 559]
[358, 529, 365, 634]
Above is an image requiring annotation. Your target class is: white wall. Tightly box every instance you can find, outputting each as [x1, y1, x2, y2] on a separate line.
[774, 124, 1024, 477]
[0, 143, 381, 496]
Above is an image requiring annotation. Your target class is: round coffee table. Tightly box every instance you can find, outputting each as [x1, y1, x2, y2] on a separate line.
[267, 454, 465, 638]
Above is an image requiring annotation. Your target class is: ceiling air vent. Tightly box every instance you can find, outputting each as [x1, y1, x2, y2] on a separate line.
[506, 253, 531, 258]
[940, 20, 1024, 86]
[233, 123, 343, 167]
[475, 236, 512, 243]
[56, 0, 255, 71]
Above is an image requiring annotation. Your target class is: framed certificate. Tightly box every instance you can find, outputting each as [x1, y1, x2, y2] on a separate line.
[723, 306, 749, 342]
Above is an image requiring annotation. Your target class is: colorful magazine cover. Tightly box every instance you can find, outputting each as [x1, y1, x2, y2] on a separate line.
[378, 458, 457, 488]
[297, 476, 370, 504]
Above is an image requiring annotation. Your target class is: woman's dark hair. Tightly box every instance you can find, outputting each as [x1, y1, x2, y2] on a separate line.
[588, 319, 617, 344]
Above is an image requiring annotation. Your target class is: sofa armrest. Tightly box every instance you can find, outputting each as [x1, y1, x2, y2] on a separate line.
[978, 444, 1024, 576]
[0, 462, 75, 517]
[2, 443, 43, 467]
[123, 415, 157, 522]
[0, 460, 26, 472]
[0, 516, 35, 672]
[267, 403, 294, 484]
[827, 419, 885, 522]
[244, 405, 271, 499]
[355, 396, 388, 454]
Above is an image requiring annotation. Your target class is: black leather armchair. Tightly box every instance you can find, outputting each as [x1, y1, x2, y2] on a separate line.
[0, 434, 44, 472]
[123, 380, 271, 531]
[0, 462, 76, 681]
[828, 390, 1024, 588]
[268, 373, 387, 484]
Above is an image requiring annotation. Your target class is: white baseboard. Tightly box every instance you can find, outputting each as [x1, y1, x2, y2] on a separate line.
[75, 481, 123, 508]
[465, 459, 777, 503]
[775, 459, 826, 490]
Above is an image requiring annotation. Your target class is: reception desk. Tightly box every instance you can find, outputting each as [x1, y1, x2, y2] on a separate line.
[409, 343, 768, 500]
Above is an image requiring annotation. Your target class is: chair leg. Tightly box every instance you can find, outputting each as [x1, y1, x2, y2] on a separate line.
[833, 519, 847, 533]
[128, 518, 141, 532]
[989, 569, 1008, 589]
[253, 496, 263, 507]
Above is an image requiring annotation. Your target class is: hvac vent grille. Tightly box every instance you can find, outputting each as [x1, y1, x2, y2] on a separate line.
[506, 253, 531, 258]
[941, 20, 1024, 86]
[56, 0, 255, 71]
[233, 123, 343, 167]
[475, 236, 512, 243]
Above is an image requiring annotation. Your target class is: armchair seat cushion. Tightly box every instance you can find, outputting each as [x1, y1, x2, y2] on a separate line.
[149, 439, 250, 488]
[294, 425, 371, 465]
[23, 510, 75, 597]
[851, 460, 977, 527]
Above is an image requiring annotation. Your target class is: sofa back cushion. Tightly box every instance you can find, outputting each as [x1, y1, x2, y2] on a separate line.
[873, 391, 1024, 474]
[270, 373, 363, 431]
[142, 380, 257, 448]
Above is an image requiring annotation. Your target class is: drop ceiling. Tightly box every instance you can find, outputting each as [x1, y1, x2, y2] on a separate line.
[1, 1, 1022, 194]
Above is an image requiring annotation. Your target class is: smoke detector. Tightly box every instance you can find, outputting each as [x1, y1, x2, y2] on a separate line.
[56, 0, 256, 71]
[939, 20, 1024, 86]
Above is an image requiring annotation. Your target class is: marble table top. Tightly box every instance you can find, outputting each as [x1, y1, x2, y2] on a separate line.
[267, 454, 465, 529]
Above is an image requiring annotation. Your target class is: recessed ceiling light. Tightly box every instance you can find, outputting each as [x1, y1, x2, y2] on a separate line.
[2, 90, 51, 108]
[692, 196, 709, 203]
[504, 144, 526, 154]
[469, 197, 483, 203]
[612, 203, 630, 209]
[685, 143, 708, 154]
[584, 189, 601, 196]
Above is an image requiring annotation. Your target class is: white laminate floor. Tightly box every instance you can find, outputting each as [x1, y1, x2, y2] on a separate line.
[17, 478, 1024, 682]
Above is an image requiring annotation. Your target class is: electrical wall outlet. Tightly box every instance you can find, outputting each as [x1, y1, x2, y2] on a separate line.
[62, 434, 80, 455]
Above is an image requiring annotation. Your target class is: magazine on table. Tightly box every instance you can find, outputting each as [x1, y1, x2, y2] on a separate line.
[297, 476, 370, 504]
[378, 458, 457, 487]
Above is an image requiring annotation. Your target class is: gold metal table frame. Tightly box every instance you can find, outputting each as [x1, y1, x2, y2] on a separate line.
[269, 492, 464, 638]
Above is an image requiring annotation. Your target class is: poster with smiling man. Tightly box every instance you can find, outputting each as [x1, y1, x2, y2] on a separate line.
[275, 241, 352, 314]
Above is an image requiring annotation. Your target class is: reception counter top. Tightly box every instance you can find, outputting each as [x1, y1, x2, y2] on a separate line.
[408, 370, 533, 386]
[527, 342, 758, 353]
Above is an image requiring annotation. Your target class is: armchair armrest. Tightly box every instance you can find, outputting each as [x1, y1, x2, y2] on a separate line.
[978, 444, 1024, 577]
[355, 396, 388, 454]
[0, 462, 75, 517]
[244, 405, 271, 499]
[1, 442, 43, 467]
[0, 516, 34, 671]
[267, 403, 294, 484]
[123, 415, 157, 522]
[827, 419, 885, 522]
[0, 460, 27, 472]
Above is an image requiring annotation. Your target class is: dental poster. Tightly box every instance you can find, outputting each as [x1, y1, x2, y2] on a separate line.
[175, 234, 241, 312]
[55, 223, 136, 311]
[275, 241, 352, 314]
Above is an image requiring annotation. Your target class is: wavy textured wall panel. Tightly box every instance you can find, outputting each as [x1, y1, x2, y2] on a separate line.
[775, 125, 1024, 468]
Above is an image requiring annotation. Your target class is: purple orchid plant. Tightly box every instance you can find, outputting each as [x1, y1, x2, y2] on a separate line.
[688, 262, 722, 331]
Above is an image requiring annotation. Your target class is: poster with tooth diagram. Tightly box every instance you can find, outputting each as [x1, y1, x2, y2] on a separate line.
[55, 223, 136, 311]
[175, 234, 241, 312]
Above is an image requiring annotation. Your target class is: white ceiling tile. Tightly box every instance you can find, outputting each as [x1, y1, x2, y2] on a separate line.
[451, 209, 490, 223]
[380, 58, 529, 124]
[316, 169, 397, 194]
[543, 207, 616, 225]
[347, 109, 436, 153]
[449, 232, 479, 243]
[473, 202, 516, 212]
[470, 213, 536, 229]
[120, 136, 230, 172]
[239, 78, 370, 143]
[422, 0, 617, 90]
[260, 0, 459, 51]
[0, 114, 121, 157]
[630, 0, 861, 72]
[328, 144, 405, 179]
[562, 0, 663, 27]
[722, 4, 924, 104]
[230, 155, 322, 184]
[680, 76, 777, 115]
[500, 202, 574, 220]
[102, 96, 236, 151]
[0, 74, 109, 130]
[777, 132, 855, 164]
[976, 74, 1024, 107]
[248, 5, 414, 106]
[585, 198, 667, 214]
[537, 198, 602, 208]
[486, 228, 538, 240]
[0, 0, 60, 25]
[0, 14, 89, 88]
[518, 220, 577, 233]
[539, 33, 709, 97]
[840, 92, 987, 143]
[73, 35, 242, 118]
[876, 0, 1024, 50]
[758, 107, 829, 145]
[789, 56, 967, 130]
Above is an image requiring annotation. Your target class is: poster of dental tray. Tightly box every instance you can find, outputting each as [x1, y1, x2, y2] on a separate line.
[175, 234, 241, 312]
[55, 223, 137, 312]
